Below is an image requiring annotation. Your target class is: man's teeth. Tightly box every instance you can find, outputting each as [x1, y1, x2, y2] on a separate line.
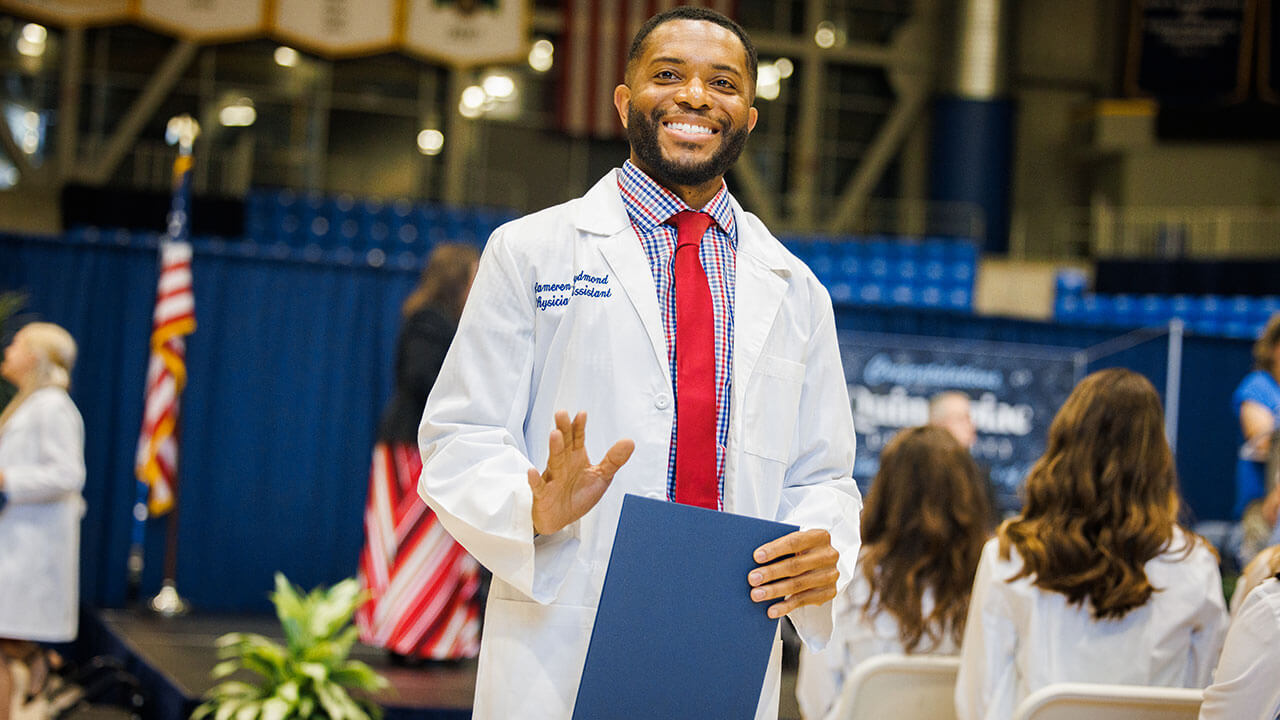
[666, 122, 713, 135]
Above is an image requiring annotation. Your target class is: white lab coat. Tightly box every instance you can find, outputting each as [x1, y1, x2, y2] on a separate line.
[1199, 577, 1280, 720]
[955, 531, 1228, 720]
[419, 170, 862, 720]
[796, 565, 959, 720]
[0, 387, 86, 642]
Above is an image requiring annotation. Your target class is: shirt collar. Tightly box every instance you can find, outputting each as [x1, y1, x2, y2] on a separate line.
[618, 160, 735, 237]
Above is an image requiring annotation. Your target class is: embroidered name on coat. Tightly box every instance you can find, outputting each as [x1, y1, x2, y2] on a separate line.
[534, 272, 612, 311]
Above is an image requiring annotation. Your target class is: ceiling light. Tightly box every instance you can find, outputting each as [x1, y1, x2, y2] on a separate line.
[417, 128, 444, 155]
[274, 46, 299, 68]
[482, 74, 516, 100]
[756, 64, 780, 101]
[460, 85, 487, 115]
[16, 24, 47, 58]
[21, 24, 46, 44]
[0, 163, 18, 189]
[529, 39, 554, 72]
[814, 21, 836, 49]
[774, 58, 794, 79]
[219, 99, 256, 127]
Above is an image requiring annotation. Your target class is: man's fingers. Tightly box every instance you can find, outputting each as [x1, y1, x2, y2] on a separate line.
[749, 565, 840, 602]
[763, 585, 838, 620]
[753, 528, 831, 564]
[597, 439, 636, 478]
[554, 410, 574, 451]
[572, 411, 587, 452]
[546, 428, 566, 480]
[527, 467, 545, 493]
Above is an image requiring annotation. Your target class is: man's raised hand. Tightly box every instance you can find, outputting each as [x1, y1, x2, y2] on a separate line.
[527, 410, 635, 536]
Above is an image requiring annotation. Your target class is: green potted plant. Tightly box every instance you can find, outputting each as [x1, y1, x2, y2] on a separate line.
[192, 573, 389, 720]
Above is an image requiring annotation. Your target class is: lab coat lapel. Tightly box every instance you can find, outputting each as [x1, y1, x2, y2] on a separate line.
[576, 172, 671, 388]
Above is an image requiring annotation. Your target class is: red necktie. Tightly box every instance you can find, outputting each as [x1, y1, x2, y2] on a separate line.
[669, 210, 718, 509]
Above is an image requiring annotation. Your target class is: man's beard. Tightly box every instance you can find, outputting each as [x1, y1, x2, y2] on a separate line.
[626, 105, 748, 190]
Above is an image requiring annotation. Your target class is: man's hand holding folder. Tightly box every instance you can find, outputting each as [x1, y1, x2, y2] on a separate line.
[527, 408, 841, 618]
[749, 528, 841, 618]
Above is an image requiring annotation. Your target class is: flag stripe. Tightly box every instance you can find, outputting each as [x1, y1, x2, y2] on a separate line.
[357, 442, 482, 659]
[135, 150, 196, 518]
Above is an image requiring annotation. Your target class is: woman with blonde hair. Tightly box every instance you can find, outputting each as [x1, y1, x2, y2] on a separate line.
[955, 368, 1228, 720]
[797, 425, 990, 720]
[356, 243, 483, 663]
[0, 322, 85, 720]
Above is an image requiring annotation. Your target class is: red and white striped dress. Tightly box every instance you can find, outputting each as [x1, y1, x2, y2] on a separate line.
[356, 441, 481, 659]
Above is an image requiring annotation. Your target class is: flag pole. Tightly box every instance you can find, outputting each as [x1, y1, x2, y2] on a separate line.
[135, 114, 200, 618]
[150, 409, 188, 617]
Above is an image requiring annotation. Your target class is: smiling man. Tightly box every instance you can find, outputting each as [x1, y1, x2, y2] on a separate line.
[417, 7, 861, 720]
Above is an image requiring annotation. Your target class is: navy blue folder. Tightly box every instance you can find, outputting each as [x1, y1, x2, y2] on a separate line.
[571, 493, 798, 720]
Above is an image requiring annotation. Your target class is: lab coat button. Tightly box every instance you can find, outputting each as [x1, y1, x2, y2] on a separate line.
[654, 393, 671, 410]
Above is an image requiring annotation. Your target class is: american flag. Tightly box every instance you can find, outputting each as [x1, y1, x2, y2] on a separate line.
[135, 151, 197, 517]
[558, 0, 738, 138]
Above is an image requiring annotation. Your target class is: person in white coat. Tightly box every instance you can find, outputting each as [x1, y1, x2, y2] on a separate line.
[796, 426, 990, 720]
[418, 7, 860, 720]
[1199, 574, 1280, 720]
[955, 368, 1228, 720]
[0, 322, 85, 718]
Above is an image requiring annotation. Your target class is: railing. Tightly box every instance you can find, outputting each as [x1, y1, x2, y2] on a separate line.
[1014, 205, 1280, 260]
[803, 196, 986, 241]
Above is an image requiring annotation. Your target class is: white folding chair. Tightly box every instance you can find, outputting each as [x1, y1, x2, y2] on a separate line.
[839, 654, 960, 720]
[1011, 682, 1204, 720]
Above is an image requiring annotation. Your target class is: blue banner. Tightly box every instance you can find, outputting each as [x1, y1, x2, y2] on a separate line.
[839, 331, 1082, 513]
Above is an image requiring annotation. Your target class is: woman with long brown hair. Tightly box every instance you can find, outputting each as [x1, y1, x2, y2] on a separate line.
[355, 242, 482, 663]
[955, 368, 1228, 720]
[797, 425, 990, 720]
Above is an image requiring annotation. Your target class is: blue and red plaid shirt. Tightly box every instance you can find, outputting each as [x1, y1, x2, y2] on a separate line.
[617, 160, 736, 508]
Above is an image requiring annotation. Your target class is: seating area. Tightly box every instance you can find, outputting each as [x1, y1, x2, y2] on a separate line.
[238, 188, 985, 314]
[838, 654, 960, 720]
[245, 187, 519, 254]
[782, 236, 978, 312]
[834, 655, 1204, 720]
[1054, 269, 1279, 339]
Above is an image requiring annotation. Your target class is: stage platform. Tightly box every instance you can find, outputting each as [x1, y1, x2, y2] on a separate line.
[76, 608, 805, 720]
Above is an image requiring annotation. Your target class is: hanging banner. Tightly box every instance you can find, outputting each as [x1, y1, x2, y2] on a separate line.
[270, 0, 397, 58]
[558, 0, 734, 138]
[403, 0, 528, 67]
[0, 0, 130, 25]
[839, 331, 1081, 514]
[133, 0, 266, 42]
[1125, 0, 1256, 105]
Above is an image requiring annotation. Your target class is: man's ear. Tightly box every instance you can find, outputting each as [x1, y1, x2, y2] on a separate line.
[613, 84, 631, 128]
[747, 106, 758, 134]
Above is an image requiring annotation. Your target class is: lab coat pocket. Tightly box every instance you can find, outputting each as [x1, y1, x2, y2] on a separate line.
[478, 596, 597, 719]
[742, 355, 805, 463]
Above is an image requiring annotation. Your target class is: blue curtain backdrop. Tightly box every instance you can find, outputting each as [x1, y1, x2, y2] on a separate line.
[1, 232, 414, 612]
[0, 232, 1252, 612]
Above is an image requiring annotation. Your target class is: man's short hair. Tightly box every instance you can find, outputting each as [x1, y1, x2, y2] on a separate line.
[625, 6, 758, 87]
